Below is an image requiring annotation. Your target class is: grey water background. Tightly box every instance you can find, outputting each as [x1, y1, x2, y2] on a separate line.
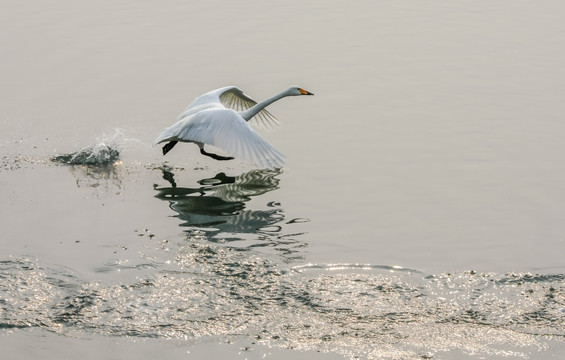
[1, 1, 565, 359]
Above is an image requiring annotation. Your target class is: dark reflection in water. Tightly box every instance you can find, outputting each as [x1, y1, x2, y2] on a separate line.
[67, 164, 123, 194]
[154, 167, 307, 261]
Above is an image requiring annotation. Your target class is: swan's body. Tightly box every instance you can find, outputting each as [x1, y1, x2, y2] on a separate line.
[153, 86, 313, 169]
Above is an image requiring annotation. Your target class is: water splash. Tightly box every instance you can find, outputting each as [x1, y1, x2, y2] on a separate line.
[51, 130, 124, 166]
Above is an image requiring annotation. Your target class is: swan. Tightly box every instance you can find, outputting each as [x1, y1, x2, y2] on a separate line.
[153, 86, 313, 169]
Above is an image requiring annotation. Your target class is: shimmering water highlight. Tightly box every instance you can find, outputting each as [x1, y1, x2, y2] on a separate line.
[1, 245, 563, 359]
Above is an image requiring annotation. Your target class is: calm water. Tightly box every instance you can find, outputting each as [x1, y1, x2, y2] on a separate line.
[1, 1, 565, 359]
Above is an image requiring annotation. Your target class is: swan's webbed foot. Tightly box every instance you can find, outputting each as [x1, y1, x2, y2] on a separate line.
[200, 147, 234, 161]
[162, 141, 178, 155]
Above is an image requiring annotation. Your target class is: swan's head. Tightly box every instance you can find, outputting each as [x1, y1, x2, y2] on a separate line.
[288, 86, 314, 96]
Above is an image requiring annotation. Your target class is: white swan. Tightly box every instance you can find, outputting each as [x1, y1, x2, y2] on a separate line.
[153, 86, 313, 169]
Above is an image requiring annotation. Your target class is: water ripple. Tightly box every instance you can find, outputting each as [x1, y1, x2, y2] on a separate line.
[1, 251, 563, 359]
[292, 263, 421, 274]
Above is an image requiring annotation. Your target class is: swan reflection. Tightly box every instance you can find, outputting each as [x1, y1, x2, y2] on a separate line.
[154, 168, 307, 261]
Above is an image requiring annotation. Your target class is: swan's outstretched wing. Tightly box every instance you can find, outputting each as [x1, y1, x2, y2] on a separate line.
[218, 87, 280, 130]
[180, 86, 280, 130]
[154, 109, 285, 169]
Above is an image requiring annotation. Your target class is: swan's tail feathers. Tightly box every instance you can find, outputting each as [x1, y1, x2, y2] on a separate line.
[162, 141, 178, 156]
[153, 133, 167, 146]
[153, 124, 179, 147]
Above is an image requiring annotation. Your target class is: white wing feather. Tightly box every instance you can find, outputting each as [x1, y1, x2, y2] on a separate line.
[178, 86, 280, 130]
[154, 108, 285, 169]
[219, 87, 280, 130]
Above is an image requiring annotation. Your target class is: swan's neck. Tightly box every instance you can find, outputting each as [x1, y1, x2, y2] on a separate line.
[240, 89, 290, 121]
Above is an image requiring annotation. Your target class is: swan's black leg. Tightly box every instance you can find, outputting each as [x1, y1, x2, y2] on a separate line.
[200, 147, 234, 161]
[162, 141, 178, 155]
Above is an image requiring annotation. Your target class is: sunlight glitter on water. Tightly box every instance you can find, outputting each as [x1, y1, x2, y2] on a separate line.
[1, 246, 563, 359]
[292, 263, 419, 273]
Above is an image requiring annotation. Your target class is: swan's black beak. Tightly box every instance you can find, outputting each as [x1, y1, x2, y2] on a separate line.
[299, 88, 314, 95]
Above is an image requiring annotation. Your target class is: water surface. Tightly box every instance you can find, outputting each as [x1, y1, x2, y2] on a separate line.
[1, 1, 565, 358]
